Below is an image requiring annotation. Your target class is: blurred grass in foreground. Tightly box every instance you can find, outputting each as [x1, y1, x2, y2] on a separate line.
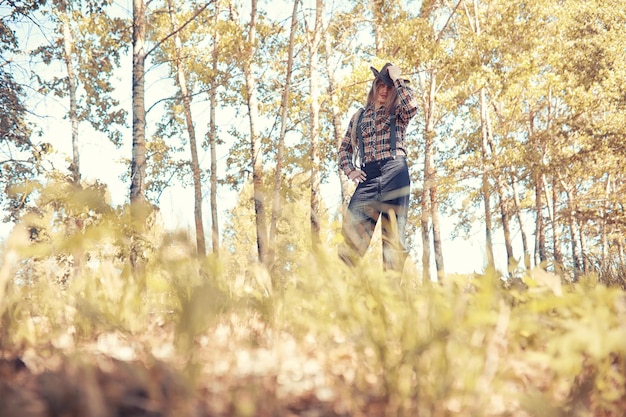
[1, 200, 626, 416]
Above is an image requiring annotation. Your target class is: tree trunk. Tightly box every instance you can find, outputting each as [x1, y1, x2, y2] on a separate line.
[58, 0, 84, 278]
[510, 173, 530, 269]
[480, 88, 494, 268]
[209, 8, 220, 256]
[485, 102, 515, 271]
[578, 217, 588, 273]
[59, 0, 80, 185]
[269, 0, 297, 253]
[130, 0, 148, 271]
[420, 72, 437, 284]
[490, 163, 515, 272]
[534, 170, 547, 266]
[601, 174, 611, 265]
[562, 184, 581, 279]
[548, 177, 563, 270]
[131, 0, 147, 206]
[167, 0, 206, 257]
[323, 31, 352, 214]
[528, 109, 546, 267]
[370, 0, 384, 54]
[307, 0, 323, 249]
[430, 174, 445, 280]
[244, 0, 268, 264]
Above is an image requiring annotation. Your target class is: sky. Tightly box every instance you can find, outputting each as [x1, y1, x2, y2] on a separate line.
[0, 0, 513, 276]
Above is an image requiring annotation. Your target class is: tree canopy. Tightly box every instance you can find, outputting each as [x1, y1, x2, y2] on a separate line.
[1, 0, 626, 279]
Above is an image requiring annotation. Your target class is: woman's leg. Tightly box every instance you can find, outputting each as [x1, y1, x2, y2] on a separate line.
[338, 180, 381, 267]
[380, 158, 410, 271]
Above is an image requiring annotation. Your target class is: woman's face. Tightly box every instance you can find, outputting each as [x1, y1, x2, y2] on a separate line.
[375, 81, 392, 106]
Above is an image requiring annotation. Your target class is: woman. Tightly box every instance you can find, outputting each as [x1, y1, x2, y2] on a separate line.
[338, 62, 418, 271]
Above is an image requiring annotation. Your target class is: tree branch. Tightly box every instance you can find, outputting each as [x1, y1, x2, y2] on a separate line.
[146, 1, 214, 58]
[435, 0, 463, 44]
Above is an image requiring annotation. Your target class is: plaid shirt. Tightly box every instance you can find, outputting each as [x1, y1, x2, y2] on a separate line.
[338, 79, 418, 176]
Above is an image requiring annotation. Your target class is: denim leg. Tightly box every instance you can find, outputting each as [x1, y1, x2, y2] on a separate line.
[380, 158, 410, 271]
[339, 179, 381, 267]
[339, 157, 410, 271]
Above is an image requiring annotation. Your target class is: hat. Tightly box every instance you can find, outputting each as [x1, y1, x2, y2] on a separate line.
[370, 62, 409, 86]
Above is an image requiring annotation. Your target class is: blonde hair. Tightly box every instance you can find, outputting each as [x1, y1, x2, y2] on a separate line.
[366, 79, 399, 115]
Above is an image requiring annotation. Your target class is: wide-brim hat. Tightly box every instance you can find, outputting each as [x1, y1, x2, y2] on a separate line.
[370, 62, 410, 86]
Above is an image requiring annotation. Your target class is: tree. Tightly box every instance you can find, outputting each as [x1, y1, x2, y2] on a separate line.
[207, 3, 222, 257]
[303, 0, 324, 248]
[164, 0, 210, 257]
[401, 1, 461, 282]
[269, 0, 298, 256]
[0, 1, 46, 222]
[128, 0, 148, 270]
[32, 0, 128, 185]
[241, 0, 268, 264]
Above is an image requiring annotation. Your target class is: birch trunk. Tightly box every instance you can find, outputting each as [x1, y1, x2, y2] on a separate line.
[59, 0, 80, 185]
[534, 171, 547, 266]
[131, 0, 147, 205]
[130, 0, 147, 270]
[420, 72, 436, 284]
[510, 173, 530, 269]
[323, 22, 352, 214]
[486, 123, 515, 270]
[307, 0, 323, 248]
[480, 88, 494, 268]
[209, 8, 220, 256]
[245, 0, 268, 263]
[269, 0, 297, 251]
[167, 0, 206, 256]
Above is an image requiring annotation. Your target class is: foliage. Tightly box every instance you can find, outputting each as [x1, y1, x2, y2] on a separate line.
[31, 0, 129, 147]
[2, 186, 626, 416]
[0, 1, 48, 222]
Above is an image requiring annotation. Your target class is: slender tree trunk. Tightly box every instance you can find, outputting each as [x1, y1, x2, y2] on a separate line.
[420, 183, 431, 284]
[167, 0, 206, 257]
[58, 0, 84, 278]
[270, 0, 297, 251]
[323, 32, 352, 214]
[131, 0, 147, 205]
[469, 4, 494, 270]
[420, 72, 437, 284]
[480, 88, 494, 268]
[209, 9, 220, 256]
[59, 0, 80, 185]
[579, 218, 588, 273]
[601, 174, 611, 265]
[307, 0, 323, 249]
[528, 110, 546, 267]
[370, 1, 383, 54]
[130, 0, 148, 271]
[510, 173, 530, 269]
[485, 108, 515, 271]
[535, 171, 547, 266]
[492, 171, 514, 271]
[430, 175, 445, 280]
[549, 177, 563, 270]
[562, 184, 581, 279]
[244, 0, 268, 264]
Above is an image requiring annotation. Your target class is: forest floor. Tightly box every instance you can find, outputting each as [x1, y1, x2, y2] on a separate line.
[0, 310, 553, 417]
[0, 313, 394, 417]
[1, 267, 625, 417]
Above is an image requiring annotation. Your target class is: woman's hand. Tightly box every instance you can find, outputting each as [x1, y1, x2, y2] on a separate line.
[387, 65, 401, 81]
[348, 169, 366, 184]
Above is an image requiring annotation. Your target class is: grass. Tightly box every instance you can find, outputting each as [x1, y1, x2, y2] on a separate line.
[1, 212, 626, 417]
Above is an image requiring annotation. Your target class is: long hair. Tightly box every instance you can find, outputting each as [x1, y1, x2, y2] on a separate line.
[366, 79, 399, 115]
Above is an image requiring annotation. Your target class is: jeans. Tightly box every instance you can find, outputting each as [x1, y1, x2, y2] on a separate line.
[339, 156, 410, 271]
